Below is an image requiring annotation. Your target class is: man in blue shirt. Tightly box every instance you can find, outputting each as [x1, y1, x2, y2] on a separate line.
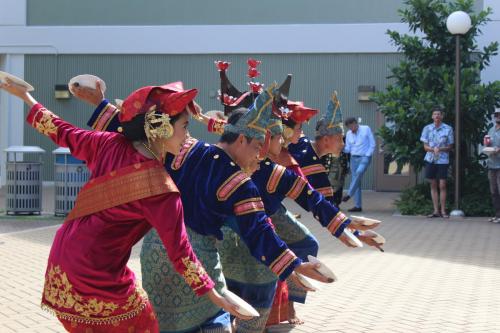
[420, 107, 454, 218]
[342, 117, 376, 212]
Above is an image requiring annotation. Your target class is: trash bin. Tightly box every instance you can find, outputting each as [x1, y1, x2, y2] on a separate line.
[53, 148, 90, 216]
[4, 146, 45, 215]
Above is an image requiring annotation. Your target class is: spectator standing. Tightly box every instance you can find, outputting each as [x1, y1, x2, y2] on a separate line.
[420, 107, 454, 218]
[342, 118, 376, 212]
[485, 108, 500, 223]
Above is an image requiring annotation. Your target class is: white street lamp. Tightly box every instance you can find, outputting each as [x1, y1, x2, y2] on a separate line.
[446, 11, 472, 35]
[447, 10, 471, 218]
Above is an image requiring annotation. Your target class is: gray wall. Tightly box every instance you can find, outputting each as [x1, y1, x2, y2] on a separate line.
[28, 0, 407, 25]
[26, 0, 485, 26]
[24, 53, 402, 187]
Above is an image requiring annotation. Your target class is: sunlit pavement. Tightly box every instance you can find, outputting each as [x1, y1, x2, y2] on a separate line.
[1, 192, 498, 332]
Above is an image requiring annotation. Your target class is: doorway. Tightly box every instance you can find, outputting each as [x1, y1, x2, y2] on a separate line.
[375, 111, 416, 191]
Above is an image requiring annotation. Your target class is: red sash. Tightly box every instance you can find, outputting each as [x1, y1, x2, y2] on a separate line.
[66, 160, 178, 222]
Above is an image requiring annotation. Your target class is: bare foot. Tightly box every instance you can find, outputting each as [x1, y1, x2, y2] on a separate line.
[287, 301, 304, 325]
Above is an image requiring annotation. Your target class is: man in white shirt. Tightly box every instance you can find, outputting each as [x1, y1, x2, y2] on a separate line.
[342, 117, 376, 212]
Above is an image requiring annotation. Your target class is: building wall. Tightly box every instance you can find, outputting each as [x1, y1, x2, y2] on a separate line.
[23, 53, 401, 187]
[0, 0, 496, 189]
[26, 0, 484, 26]
[27, 0, 406, 26]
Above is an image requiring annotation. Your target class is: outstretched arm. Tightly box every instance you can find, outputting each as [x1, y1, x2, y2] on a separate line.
[0, 80, 113, 166]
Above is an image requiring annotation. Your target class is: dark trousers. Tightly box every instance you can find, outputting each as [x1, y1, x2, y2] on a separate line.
[488, 169, 500, 218]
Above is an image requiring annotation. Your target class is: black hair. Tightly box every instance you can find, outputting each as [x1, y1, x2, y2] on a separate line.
[219, 107, 252, 144]
[122, 110, 185, 141]
[344, 117, 357, 127]
[282, 117, 297, 129]
[431, 106, 444, 114]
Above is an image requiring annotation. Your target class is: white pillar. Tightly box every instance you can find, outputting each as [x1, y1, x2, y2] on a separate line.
[0, 0, 26, 187]
[0, 55, 26, 186]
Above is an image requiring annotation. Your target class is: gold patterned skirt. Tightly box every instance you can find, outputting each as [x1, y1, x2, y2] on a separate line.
[41, 264, 156, 332]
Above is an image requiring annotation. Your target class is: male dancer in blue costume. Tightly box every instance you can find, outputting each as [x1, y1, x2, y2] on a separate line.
[288, 92, 348, 204]
[196, 66, 383, 331]
[74, 82, 340, 333]
[200, 106, 383, 333]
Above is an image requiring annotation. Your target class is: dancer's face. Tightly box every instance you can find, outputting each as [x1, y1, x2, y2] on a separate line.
[289, 123, 303, 144]
[269, 135, 284, 156]
[233, 135, 263, 170]
[163, 111, 189, 155]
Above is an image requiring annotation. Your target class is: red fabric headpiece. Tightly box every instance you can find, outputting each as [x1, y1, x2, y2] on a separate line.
[287, 101, 319, 124]
[119, 82, 198, 123]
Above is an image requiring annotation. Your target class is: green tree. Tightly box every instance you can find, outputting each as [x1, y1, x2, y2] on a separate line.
[371, 0, 500, 175]
[371, 0, 500, 216]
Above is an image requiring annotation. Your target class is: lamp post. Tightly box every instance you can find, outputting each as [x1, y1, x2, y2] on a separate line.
[446, 11, 471, 217]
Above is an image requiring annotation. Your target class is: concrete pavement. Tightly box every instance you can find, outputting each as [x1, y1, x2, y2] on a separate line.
[0, 191, 499, 332]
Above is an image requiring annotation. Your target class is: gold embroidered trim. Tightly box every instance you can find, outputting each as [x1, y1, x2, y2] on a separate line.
[234, 197, 265, 216]
[266, 164, 286, 194]
[171, 138, 198, 170]
[41, 264, 148, 325]
[269, 249, 297, 276]
[66, 162, 177, 221]
[316, 186, 334, 198]
[181, 257, 210, 292]
[285, 177, 308, 200]
[301, 164, 327, 176]
[32, 108, 58, 136]
[216, 171, 251, 201]
[103, 107, 120, 131]
[212, 119, 226, 135]
[91, 103, 111, 130]
[327, 211, 349, 234]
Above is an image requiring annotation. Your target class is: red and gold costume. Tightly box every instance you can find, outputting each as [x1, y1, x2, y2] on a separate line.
[28, 102, 213, 332]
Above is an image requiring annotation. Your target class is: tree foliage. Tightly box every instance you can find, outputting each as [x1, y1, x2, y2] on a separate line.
[371, 0, 500, 174]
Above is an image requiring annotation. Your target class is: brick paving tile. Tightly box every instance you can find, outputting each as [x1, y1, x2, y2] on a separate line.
[1, 193, 500, 332]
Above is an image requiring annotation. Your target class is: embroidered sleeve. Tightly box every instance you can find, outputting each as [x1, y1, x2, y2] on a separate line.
[266, 164, 286, 194]
[29, 104, 58, 138]
[216, 171, 251, 201]
[225, 181, 302, 280]
[181, 257, 212, 292]
[171, 138, 199, 170]
[269, 249, 299, 277]
[285, 176, 308, 200]
[87, 100, 121, 132]
[326, 211, 349, 236]
[315, 186, 334, 198]
[287, 167, 351, 238]
[27, 103, 114, 166]
[207, 118, 227, 135]
[301, 163, 328, 176]
[233, 197, 265, 216]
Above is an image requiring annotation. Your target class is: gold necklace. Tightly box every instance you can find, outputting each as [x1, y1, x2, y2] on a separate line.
[142, 142, 159, 161]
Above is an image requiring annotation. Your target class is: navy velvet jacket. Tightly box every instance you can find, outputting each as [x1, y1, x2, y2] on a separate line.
[287, 136, 336, 203]
[252, 159, 350, 238]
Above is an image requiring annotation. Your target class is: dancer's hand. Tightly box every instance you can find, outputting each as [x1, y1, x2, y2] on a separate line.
[71, 80, 105, 106]
[294, 262, 333, 283]
[357, 230, 385, 252]
[206, 289, 253, 321]
[288, 272, 316, 292]
[0, 79, 37, 107]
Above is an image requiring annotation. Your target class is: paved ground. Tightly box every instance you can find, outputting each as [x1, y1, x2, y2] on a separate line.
[0, 190, 499, 332]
